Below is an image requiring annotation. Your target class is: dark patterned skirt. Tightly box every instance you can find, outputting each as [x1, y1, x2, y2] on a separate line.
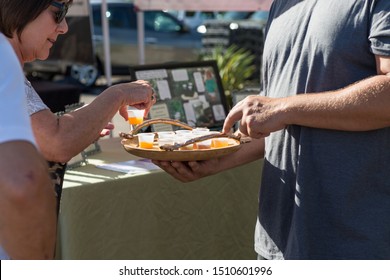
[48, 161, 67, 215]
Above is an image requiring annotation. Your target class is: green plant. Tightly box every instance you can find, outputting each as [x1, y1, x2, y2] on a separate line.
[200, 45, 257, 106]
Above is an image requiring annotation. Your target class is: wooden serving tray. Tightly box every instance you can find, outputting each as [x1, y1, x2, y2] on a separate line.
[121, 137, 242, 161]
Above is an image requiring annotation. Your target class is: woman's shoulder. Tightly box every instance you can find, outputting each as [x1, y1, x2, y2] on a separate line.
[24, 78, 49, 115]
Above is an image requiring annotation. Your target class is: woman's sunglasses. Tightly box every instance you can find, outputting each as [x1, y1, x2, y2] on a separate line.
[51, 2, 69, 24]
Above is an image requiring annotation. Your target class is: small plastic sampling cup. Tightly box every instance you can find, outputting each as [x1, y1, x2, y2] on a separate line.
[175, 129, 192, 136]
[137, 133, 155, 149]
[156, 131, 176, 139]
[158, 137, 176, 148]
[192, 128, 210, 149]
[212, 137, 229, 148]
[192, 127, 210, 134]
[196, 139, 212, 150]
[176, 135, 194, 150]
[127, 108, 145, 125]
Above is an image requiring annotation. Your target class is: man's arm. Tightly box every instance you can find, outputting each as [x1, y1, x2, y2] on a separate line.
[0, 141, 57, 259]
[286, 55, 390, 131]
[153, 137, 265, 183]
[285, 71, 390, 131]
[223, 55, 390, 137]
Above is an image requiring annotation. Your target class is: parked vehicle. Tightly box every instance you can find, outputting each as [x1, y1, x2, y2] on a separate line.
[168, 10, 222, 29]
[246, 10, 269, 25]
[91, 0, 203, 76]
[25, 0, 203, 87]
[200, 9, 269, 82]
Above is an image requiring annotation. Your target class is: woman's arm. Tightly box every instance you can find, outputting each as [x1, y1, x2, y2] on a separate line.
[31, 81, 154, 162]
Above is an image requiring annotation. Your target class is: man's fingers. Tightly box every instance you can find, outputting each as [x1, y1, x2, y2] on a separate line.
[223, 108, 243, 134]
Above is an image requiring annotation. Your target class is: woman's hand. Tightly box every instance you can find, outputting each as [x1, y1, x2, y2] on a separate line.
[99, 122, 114, 137]
[110, 80, 156, 121]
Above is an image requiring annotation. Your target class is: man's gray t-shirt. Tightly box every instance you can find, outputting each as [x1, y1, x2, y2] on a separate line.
[255, 0, 390, 259]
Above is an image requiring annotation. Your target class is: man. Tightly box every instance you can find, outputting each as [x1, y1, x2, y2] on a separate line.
[0, 32, 57, 259]
[154, 0, 390, 259]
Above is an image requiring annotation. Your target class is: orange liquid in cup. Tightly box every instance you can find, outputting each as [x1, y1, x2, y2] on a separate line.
[197, 143, 211, 149]
[128, 117, 143, 125]
[213, 139, 229, 148]
[179, 144, 194, 150]
[139, 142, 154, 149]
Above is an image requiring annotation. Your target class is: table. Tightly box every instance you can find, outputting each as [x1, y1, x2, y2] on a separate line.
[57, 138, 263, 260]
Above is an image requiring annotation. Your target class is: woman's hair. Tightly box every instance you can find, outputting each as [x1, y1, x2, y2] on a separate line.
[0, 0, 73, 39]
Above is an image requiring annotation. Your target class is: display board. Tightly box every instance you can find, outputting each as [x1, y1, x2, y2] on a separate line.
[130, 61, 228, 131]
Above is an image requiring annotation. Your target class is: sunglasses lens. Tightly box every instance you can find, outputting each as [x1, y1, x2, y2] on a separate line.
[57, 11, 65, 23]
[53, 3, 68, 23]
[60, 5, 68, 23]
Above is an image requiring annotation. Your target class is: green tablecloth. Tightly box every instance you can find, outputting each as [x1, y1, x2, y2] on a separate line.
[57, 138, 263, 259]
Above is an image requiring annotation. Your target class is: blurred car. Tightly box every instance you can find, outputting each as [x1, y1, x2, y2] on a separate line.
[91, 0, 203, 76]
[219, 11, 255, 20]
[246, 10, 269, 25]
[25, 0, 203, 86]
[167, 10, 222, 29]
[197, 10, 267, 34]
[200, 9, 269, 82]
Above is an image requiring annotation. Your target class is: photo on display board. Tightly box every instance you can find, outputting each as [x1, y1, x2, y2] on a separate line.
[129, 60, 228, 131]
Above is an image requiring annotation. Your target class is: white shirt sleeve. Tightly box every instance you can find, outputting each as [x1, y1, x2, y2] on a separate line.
[0, 33, 36, 145]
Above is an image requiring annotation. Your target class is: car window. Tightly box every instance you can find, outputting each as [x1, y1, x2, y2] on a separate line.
[185, 11, 196, 17]
[200, 12, 217, 20]
[92, 4, 137, 29]
[145, 11, 181, 32]
[249, 11, 269, 21]
[222, 11, 253, 20]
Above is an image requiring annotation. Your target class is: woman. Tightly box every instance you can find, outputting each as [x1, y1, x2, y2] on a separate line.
[0, 0, 156, 212]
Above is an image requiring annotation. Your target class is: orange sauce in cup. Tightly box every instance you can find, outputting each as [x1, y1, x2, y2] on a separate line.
[213, 138, 229, 148]
[128, 117, 143, 125]
[139, 142, 154, 149]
